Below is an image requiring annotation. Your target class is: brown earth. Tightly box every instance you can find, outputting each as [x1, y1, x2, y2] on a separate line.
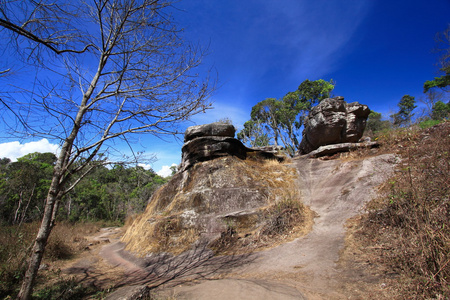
[60, 152, 397, 299]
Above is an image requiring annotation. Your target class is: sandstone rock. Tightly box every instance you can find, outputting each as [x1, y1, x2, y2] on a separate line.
[305, 141, 380, 158]
[345, 102, 371, 142]
[180, 136, 248, 172]
[251, 145, 284, 153]
[180, 123, 284, 171]
[121, 123, 300, 256]
[184, 122, 236, 142]
[298, 97, 370, 155]
[121, 155, 302, 256]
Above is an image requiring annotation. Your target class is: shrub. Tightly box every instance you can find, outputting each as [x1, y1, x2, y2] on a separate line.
[418, 119, 442, 129]
[0, 223, 39, 298]
[260, 198, 306, 237]
[0, 221, 100, 298]
[355, 122, 450, 298]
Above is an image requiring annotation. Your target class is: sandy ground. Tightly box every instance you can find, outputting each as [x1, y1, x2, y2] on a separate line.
[64, 153, 397, 299]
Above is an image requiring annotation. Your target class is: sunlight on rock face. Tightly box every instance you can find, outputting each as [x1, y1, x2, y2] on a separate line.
[121, 123, 309, 256]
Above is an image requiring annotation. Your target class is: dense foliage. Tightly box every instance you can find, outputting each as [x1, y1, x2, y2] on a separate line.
[391, 94, 417, 126]
[365, 110, 392, 135]
[432, 100, 450, 119]
[237, 79, 335, 155]
[0, 153, 168, 225]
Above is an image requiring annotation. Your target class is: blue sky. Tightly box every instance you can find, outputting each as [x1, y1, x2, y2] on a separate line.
[1, 0, 449, 176]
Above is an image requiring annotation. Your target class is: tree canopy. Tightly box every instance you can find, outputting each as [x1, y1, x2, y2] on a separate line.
[238, 79, 334, 155]
[424, 25, 450, 93]
[432, 101, 450, 120]
[391, 95, 417, 126]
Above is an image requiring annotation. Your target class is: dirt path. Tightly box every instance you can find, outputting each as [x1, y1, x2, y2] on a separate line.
[74, 153, 396, 299]
[148, 153, 397, 299]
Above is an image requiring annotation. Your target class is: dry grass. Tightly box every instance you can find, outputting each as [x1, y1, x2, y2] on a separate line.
[122, 156, 314, 257]
[0, 221, 101, 298]
[209, 198, 313, 255]
[347, 122, 450, 299]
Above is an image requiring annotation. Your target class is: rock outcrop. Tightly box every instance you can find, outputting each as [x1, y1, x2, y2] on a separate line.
[121, 155, 306, 256]
[298, 96, 370, 155]
[305, 141, 380, 158]
[180, 122, 283, 171]
[121, 123, 308, 257]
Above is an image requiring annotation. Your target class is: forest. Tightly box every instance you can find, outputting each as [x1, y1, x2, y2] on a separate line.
[0, 154, 169, 226]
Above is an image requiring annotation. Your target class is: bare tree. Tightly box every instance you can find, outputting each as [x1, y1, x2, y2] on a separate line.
[418, 89, 446, 119]
[0, 1, 214, 298]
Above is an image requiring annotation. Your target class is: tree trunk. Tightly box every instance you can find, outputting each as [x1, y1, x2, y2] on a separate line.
[19, 184, 36, 226]
[17, 51, 94, 298]
[13, 191, 23, 224]
[16, 175, 61, 300]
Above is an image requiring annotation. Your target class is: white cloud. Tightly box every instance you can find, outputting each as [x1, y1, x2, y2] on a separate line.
[157, 163, 178, 177]
[137, 163, 152, 170]
[0, 139, 59, 161]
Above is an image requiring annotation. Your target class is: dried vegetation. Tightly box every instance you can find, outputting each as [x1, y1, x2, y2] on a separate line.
[0, 222, 101, 298]
[347, 122, 450, 299]
[122, 155, 313, 256]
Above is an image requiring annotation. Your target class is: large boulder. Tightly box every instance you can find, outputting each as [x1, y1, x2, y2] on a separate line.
[180, 122, 283, 171]
[184, 122, 236, 142]
[121, 155, 305, 256]
[298, 97, 370, 155]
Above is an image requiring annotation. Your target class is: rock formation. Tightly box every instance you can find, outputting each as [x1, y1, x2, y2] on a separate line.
[305, 141, 380, 158]
[121, 123, 308, 257]
[180, 122, 283, 171]
[298, 96, 370, 155]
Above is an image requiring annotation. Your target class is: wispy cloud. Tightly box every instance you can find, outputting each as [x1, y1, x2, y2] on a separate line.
[252, 0, 373, 81]
[184, 0, 373, 111]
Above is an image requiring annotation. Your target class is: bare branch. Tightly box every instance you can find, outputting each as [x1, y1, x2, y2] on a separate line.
[1, 1, 215, 296]
[0, 18, 96, 54]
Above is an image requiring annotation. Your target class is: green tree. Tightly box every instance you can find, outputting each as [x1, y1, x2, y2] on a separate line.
[238, 79, 334, 155]
[365, 110, 391, 135]
[296, 79, 335, 107]
[0, 153, 56, 225]
[424, 25, 450, 93]
[65, 162, 167, 222]
[391, 95, 417, 126]
[249, 98, 283, 147]
[432, 101, 450, 120]
[0, 1, 213, 298]
[237, 120, 270, 147]
[419, 89, 446, 119]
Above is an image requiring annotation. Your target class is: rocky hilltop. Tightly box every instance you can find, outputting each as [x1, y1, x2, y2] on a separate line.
[121, 123, 308, 256]
[122, 97, 373, 257]
[98, 99, 416, 299]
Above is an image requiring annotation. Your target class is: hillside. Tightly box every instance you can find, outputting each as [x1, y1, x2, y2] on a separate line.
[5, 122, 447, 299]
[104, 122, 449, 299]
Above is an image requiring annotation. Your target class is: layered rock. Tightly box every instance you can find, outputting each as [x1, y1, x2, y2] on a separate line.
[180, 122, 283, 171]
[305, 141, 380, 158]
[120, 123, 307, 257]
[298, 96, 370, 155]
